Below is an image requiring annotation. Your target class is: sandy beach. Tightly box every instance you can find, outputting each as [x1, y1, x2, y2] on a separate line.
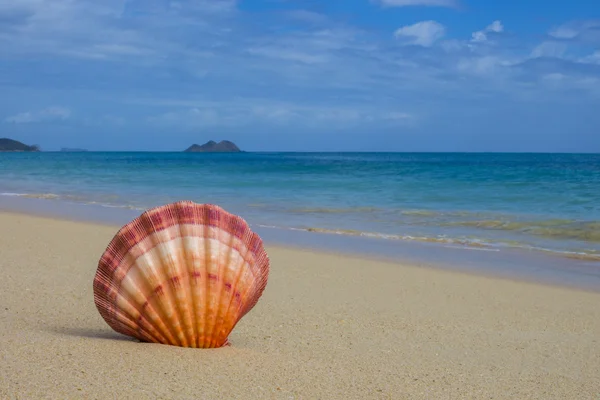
[1, 211, 599, 399]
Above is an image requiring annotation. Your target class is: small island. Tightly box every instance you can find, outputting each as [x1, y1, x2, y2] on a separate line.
[0, 138, 40, 152]
[61, 148, 88, 152]
[184, 140, 242, 153]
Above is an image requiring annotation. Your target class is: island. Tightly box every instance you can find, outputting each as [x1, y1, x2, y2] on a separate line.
[0, 138, 40, 152]
[184, 140, 242, 153]
[61, 148, 88, 152]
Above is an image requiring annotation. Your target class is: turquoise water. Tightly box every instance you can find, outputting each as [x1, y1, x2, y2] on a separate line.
[1, 152, 599, 261]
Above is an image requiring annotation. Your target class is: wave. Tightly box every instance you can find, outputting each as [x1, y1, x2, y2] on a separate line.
[399, 210, 440, 217]
[442, 219, 600, 243]
[285, 206, 600, 243]
[255, 224, 600, 262]
[2, 192, 65, 200]
[0, 192, 146, 211]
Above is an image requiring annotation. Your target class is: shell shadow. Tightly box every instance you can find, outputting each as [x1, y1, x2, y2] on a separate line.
[51, 326, 249, 348]
[52, 326, 138, 342]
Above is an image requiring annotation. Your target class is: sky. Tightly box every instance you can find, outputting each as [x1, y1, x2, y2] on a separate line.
[0, 0, 599, 152]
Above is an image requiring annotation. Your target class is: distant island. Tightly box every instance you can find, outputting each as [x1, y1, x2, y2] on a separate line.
[61, 148, 88, 152]
[0, 138, 40, 152]
[184, 140, 242, 153]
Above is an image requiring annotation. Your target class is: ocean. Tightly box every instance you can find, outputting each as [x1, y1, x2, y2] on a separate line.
[1, 151, 599, 282]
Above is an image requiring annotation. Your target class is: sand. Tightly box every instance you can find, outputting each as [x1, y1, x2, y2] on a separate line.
[0, 211, 599, 399]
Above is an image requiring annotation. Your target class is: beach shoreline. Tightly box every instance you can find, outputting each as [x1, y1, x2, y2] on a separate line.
[1, 210, 599, 399]
[2, 195, 600, 293]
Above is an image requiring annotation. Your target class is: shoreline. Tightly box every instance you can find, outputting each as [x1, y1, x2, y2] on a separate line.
[1, 195, 600, 293]
[1, 211, 599, 398]
[2, 190, 599, 263]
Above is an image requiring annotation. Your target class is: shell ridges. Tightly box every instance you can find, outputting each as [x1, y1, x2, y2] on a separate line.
[93, 200, 270, 348]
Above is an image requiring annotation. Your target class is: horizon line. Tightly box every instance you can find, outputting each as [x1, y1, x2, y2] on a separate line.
[6, 150, 600, 155]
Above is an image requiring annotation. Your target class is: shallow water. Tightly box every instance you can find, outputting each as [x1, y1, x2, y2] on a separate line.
[1, 151, 599, 262]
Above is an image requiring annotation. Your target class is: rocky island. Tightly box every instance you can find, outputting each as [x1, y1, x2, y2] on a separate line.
[184, 140, 242, 153]
[0, 138, 40, 152]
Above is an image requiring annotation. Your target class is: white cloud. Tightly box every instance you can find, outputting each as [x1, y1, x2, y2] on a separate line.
[549, 27, 579, 40]
[549, 20, 600, 40]
[487, 21, 504, 33]
[581, 51, 600, 64]
[531, 41, 568, 58]
[456, 56, 513, 76]
[5, 107, 71, 124]
[375, 0, 457, 7]
[471, 20, 504, 42]
[145, 99, 413, 129]
[0, 0, 235, 63]
[394, 20, 445, 47]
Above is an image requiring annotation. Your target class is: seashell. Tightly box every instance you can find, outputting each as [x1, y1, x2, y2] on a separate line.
[93, 200, 270, 348]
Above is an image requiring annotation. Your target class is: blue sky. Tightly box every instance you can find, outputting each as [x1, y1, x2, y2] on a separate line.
[0, 0, 599, 152]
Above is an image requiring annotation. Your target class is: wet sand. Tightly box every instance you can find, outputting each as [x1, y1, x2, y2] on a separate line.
[0, 211, 599, 399]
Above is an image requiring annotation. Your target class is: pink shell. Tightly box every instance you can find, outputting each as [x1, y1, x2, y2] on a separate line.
[93, 201, 270, 348]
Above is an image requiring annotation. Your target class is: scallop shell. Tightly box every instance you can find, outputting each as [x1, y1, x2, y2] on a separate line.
[93, 201, 270, 348]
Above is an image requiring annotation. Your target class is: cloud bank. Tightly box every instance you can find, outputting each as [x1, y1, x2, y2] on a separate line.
[5, 107, 71, 124]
